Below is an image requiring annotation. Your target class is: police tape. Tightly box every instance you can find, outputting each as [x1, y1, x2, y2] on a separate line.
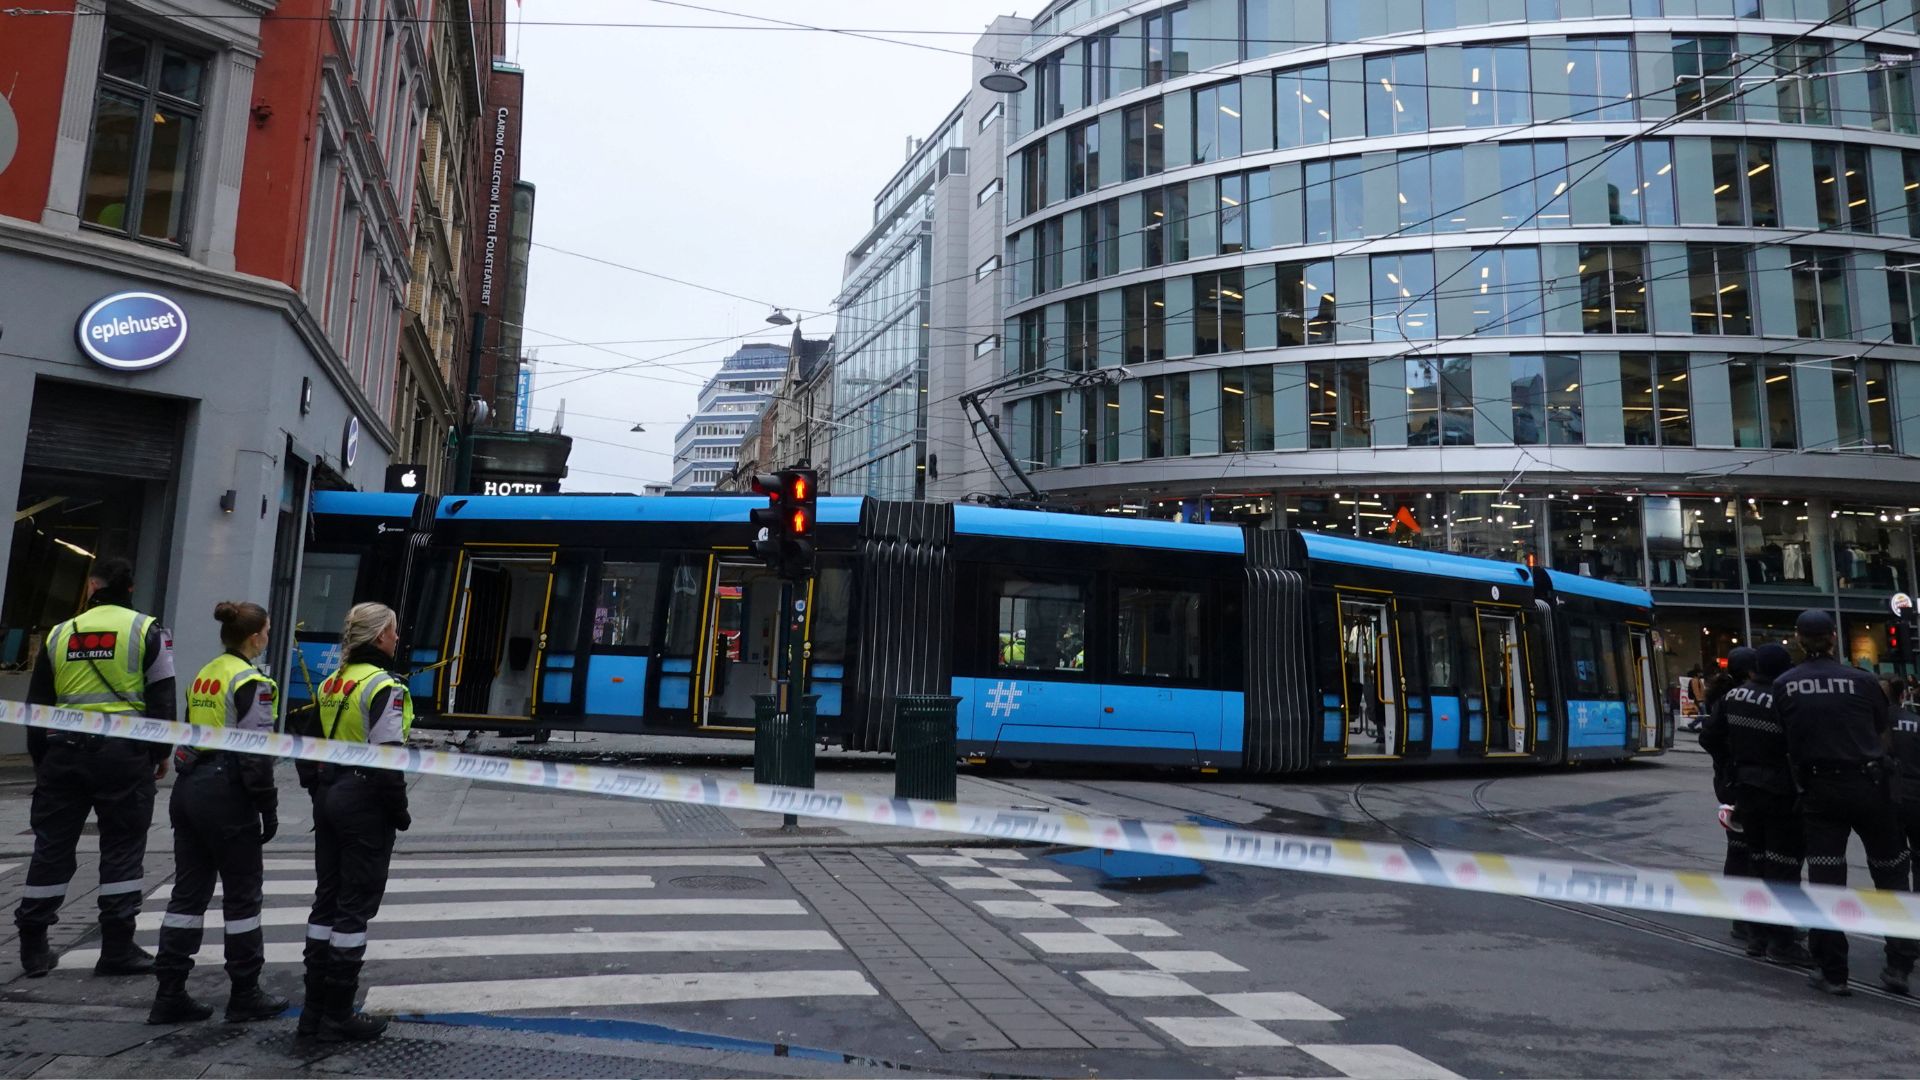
[4, 699, 1918, 940]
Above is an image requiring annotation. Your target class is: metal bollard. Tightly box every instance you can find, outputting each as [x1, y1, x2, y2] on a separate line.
[893, 694, 960, 801]
[753, 694, 818, 789]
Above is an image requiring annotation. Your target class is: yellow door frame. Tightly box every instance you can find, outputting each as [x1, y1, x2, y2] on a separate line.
[695, 552, 816, 732]
[1335, 588, 1402, 761]
[1474, 605, 1532, 757]
[440, 544, 558, 723]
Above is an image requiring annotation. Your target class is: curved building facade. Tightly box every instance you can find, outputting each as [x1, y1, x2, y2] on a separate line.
[994, 0, 1920, 676]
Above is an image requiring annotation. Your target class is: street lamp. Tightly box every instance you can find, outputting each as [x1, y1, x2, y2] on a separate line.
[980, 60, 1028, 94]
[765, 307, 793, 327]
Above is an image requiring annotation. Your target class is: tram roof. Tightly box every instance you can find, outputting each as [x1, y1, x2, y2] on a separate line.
[1298, 531, 1537, 590]
[1534, 567, 1656, 609]
[953, 505, 1245, 554]
[308, 492, 865, 524]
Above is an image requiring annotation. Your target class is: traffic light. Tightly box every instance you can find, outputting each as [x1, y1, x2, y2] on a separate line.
[1889, 620, 1903, 657]
[748, 468, 818, 579]
[749, 474, 784, 570]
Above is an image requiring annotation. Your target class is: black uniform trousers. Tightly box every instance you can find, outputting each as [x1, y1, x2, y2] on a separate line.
[305, 772, 396, 991]
[154, 758, 265, 986]
[1733, 785, 1803, 942]
[1801, 773, 1919, 980]
[14, 739, 156, 930]
[1899, 796, 1920, 892]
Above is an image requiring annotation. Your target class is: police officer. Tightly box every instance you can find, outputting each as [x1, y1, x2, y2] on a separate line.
[1699, 647, 1758, 945]
[1704, 644, 1812, 966]
[147, 602, 290, 1025]
[1776, 609, 1918, 996]
[1888, 676, 1920, 890]
[296, 602, 412, 1043]
[14, 557, 174, 979]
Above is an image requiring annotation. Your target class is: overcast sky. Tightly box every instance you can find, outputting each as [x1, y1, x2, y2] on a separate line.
[510, 1, 1024, 491]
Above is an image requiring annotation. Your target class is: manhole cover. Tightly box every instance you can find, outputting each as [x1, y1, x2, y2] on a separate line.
[666, 875, 766, 891]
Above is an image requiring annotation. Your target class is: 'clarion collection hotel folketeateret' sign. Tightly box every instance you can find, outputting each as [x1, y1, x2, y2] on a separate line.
[75, 291, 190, 372]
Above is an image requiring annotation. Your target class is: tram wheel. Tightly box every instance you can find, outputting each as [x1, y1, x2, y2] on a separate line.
[532, 727, 551, 745]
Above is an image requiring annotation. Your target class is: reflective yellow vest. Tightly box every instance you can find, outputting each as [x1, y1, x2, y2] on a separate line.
[316, 662, 413, 744]
[47, 604, 164, 713]
[186, 653, 277, 731]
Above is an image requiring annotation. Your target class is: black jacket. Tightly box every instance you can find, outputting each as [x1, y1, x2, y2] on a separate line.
[1773, 656, 1890, 770]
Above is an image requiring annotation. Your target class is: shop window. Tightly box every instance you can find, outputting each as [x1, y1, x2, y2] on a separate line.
[1738, 499, 1816, 589]
[1688, 245, 1753, 336]
[1114, 583, 1206, 681]
[1221, 366, 1276, 452]
[1646, 496, 1739, 589]
[1830, 504, 1911, 592]
[1445, 492, 1535, 563]
[82, 27, 208, 245]
[1462, 42, 1531, 127]
[1727, 356, 1799, 450]
[1407, 357, 1475, 446]
[1550, 496, 1642, 584]
[1510, 354, 1583, 446]
[1657, 609, 1745, 699]
[1275, 65, 1333, 149]
[1278, 259, 1337, 346]
[1287, 494, 1358, 537]
[592, 563, 658, 647]
[1193, 81, 1242, 164]
[1580, 245, 1648, 334]
[995, 576, 1088, 673]
[1307, 359, 1372, 449]
[1371, 253, 1437, 342]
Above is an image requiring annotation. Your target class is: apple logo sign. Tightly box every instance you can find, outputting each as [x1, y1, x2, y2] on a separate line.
[399, 468, 418, 490]
[0, 93, 16, 176]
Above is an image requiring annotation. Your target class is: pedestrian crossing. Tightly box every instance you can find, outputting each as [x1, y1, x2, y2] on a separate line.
[47, 852, 880, 1017]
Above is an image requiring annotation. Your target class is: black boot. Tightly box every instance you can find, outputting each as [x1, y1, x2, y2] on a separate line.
[226, 981, 291, 1023]
[1807, 970, 1853, 997]
[1766, 936, 1814, 968]
[94, 920, 155, 976]
[147, 974, 214, 1025]
[294, 943, 327, 1041]
[18, 926, 57, 978]
[1881, 966, 1912, 996]
[316, 976, 388, 1043]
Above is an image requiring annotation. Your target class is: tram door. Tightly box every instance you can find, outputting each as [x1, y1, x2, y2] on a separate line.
[698, 559, 785, 729]
[445, 549, 581, 722]
[1479, 611, 1530, 754]
[1630, 628, 1661, 751]
[1339, 597, 1400, 757]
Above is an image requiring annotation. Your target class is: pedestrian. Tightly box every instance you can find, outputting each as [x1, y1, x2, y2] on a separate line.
[296, 602, 413, 1043]
[1699, 648, 1757, 946]
[1705, 644, 1812, 966]
[14, 557, 174, 979]
[1888, 676, 1920, 891]
[1776, 609, 1917, 996]
[148, 601, 290, 1024]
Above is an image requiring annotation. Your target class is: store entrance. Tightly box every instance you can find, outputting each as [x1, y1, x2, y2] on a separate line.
[3, 472, 149, 672]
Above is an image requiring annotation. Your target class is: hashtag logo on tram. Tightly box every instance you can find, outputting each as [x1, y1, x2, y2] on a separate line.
[985, 681, 1023, 718]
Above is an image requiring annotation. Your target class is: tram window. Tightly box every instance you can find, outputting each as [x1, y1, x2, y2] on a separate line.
[593, 562, 658, 648]
[1569, 620, 1602, 695]
[296, 551, 360, 635]
[662, 562, 704, 657]
[1422, 607, 1454, 687]
[810, 566, 852, 664]
[1114, 583, 1204, 681]
[995, 577, 1087, 673]
[407, 552, 455, 649]
[1598, 622, 1628, 697]
[1455, 609, 1486, 699]
[549, 563, 586, 653]
[1398, 605, 1427, 695]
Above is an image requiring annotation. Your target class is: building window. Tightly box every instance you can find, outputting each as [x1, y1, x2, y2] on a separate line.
[1366, 52, 1428, 136]
[1083, 27, 1116, 106]
[1371, 253, 1436, 342]
[1870, 49, 1917, 134]
[1035, 392, 1066, 469]
[1813, 143, 1875, 233]
[1792, 248, 1851, 339]
[1033, 51, 1064, 127]
[1124, 99, 1165, 182]
[1068, 120, 1100, 198]
[1193, 81, 1242, 164]
[977, 178, 1002, 207]
[1509, 354, 1583, 446]
[1194, 269, 1246, 355]
[1016, 311, 1044, 374]
[1551, 498, 1643, 585]
[975, 335, 1000, 360]
[1619, 353, 1692, 446]
[1687, 245, 1752, 335]
[1021, 142, 1048, 215]
[979, 101, 1003, 131]
[1082, 383, 1120, 463]
[1776, 40, 1832, 124]
[1579, 245, 1648, 334]
[975, 255, 1000, 283]
[1606, 138, 1675, 226]
[1834, 359, 1896, 452]
[1221, 365, 1275, 452]
[82, 27, 208, 244]
[1891, 256, 1919, 344]
[1462, 42, 1531, 127]
[1218, 170, 1271, 254]
[1397, 150, 1433, 236]
[1727, 356, 1798, 450]
[1065, 296, 1099, 371]
[1307, 359, 1371, 449]
[1278, 259, 1336, 346]
[1275, 65, 1332, 148]
[1083, 201, 1120, 279]
[1304, 160, 1333, 243]
[1463, 247, 1543, 336]
[1675, 35, 1738, 121]
[1566, 37, 1635, 122]
[1124, 281, 1167, 364]
[1406, 357, 1474, 446]
[1143, 4, 1190, 86]
[1162, 183, 1190, 263]
[1711, 138, 1777, 228]
[1034, 218, 1063, 294]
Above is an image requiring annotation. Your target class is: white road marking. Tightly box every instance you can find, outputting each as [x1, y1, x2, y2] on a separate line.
[905, 854, 980, 867]
[1020, 932, 1128, 954]
[971, 900, 1072, 919]
[966, 849, 1029, 861]
[146, 876, 661, 901]
[134, 898, 807, 932]
[1147, 1016, 1291, 1048]
[987, 867, 1070, 883]
[0, 863, 18, 878]
[261, 856, 762, 872]
[1135, 949, 1248, 973]
[1029, 889, 1119, 908]
[1079, 969, 1206, 997]
[1211, 991, 1345, 1022]
[1298, 1045, 1463, 1080]
[1078, 917, 1179, 938]
[69, 929, 842, 968]
[941, 876, 1025, 891]
[362, 969, 878, 1014]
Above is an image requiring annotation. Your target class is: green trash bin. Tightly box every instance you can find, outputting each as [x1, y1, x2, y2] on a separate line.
[753, 694, 817, 788]
[893, 694, 960, 801]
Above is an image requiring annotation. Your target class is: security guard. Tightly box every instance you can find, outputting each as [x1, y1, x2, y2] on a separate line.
[148, 602, 289, 1025]
[1705, 644, 1812, 966]
[1889, 677, 1920, 890]
[296, 602, 412, 1043]
[14, 557, 174, 979]
[1775, 609, 1918, 996]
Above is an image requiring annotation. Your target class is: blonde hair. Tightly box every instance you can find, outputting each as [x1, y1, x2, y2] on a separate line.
[340, 602, 397, 658]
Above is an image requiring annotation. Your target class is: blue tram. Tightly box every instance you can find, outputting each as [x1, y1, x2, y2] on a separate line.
[289, 491, 1670, 771]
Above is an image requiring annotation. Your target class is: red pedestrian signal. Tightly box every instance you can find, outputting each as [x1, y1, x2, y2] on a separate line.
[746, 468, 818, 578]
